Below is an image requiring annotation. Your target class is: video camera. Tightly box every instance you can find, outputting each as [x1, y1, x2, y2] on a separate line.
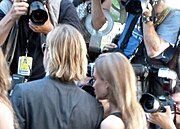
[28, 0, 48, 25]
[140, 93, 176, 113]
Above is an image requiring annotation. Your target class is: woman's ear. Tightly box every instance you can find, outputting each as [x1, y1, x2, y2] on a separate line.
[104, 81, 110, 89]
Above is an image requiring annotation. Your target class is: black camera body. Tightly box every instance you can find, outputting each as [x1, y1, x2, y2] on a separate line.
[122, 0, 142, 15]
[28, 0, 48, 25]
[140, 93, 176, 113]
[87, 62, 95, 77]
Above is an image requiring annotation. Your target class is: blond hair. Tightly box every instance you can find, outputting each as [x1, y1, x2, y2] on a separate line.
[95, 52, 147, 129]
[0, 48, 11, 94]
[46, 24, 87, 82]
[0, 48, 17, 127]
[0, 47, 11, 104]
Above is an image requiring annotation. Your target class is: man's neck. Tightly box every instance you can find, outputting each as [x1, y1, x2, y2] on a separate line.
[155, 1, 168, 17]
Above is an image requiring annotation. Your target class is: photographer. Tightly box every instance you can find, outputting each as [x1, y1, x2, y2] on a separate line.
[0, 0, 82, 82]
[145, 86, 180, 129]
[91, 0, 180, 96]
[147, 106, 176, 129]
[171, 86, 180, 128]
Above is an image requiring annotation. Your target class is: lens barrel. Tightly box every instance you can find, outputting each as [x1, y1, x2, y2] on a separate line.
[29, 1, 48, 25]
[140, 93, 161, 113]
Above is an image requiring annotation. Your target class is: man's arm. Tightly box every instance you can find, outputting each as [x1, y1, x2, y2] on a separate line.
[143, 21, 170, 58]
[91, 0, 112, 30]
[142, 3, 170, 58]
[0, 0, 29, 45]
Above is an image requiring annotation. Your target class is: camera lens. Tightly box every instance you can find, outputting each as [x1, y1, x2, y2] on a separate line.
[144, 98, 154, 110]
[29, 1, 48, 25]
[31, 10, 47, 23]
[140, 93, 161, 113]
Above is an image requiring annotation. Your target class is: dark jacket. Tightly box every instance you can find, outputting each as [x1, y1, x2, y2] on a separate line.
[11, 76, 103, 129]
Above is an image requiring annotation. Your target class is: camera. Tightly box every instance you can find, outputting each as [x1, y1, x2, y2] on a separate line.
[158, 67, 177, 92]
[140, 93, 176, 113]
[87, 62, 95, 77]
[132, 64, 149, 78]
[80, 78, 96, 97]
[80, 63, 96, 97]
[29, 0, 48, 25]
[135, 65, 177, 93]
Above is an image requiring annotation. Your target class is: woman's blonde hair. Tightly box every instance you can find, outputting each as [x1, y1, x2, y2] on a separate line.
[0, 48, 11, 98]
[95, 52, 147, 129]
[46, 24, 88, 82]
[0, 48, 16, 126]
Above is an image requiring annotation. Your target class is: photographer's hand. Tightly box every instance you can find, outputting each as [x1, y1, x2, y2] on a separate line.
[142, 1, 170, 58]
[10, 0, 29, 20]
[142, 3, 152, 17]
[102, 43, 117, 53]
[28, 6, 53, 34]
[148, 106, 176, 129]
[0, 0, 28, 45]
[29, 17, 53, 34]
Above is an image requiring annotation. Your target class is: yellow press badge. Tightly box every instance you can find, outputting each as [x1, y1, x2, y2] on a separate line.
[18, 56, 33, 76]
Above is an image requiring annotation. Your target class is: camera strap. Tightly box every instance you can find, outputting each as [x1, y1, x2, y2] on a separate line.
[154, 7, 171, 28]
[17, 28, 34, 77]
[2, 22, 19, 66]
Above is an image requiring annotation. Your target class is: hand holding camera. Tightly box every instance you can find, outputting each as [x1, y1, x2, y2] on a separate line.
[10, 0, 29, 20]
[28, 10, 53, 34]
[27, 0, 53, 34]
[142, 3, 153, 17]
[11, 0, 52, 34]
[147, 106, 177, 129]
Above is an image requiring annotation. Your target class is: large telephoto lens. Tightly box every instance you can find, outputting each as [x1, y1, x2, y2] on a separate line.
[144, 98, 155, 110]
[140, 93, 160, 113]
[29, 1, 48, 25]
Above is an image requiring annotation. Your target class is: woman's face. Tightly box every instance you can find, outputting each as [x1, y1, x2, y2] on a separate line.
[93, 68, 109, 100]
[171, 93, 180, 112]
[171, 92, 180, 126]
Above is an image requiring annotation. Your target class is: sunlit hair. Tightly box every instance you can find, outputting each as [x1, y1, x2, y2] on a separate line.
[0, 48, 11, 97]
[46, 24, 88, 82]
[94, 52, 147, 129]
[0, 48, 15, 124]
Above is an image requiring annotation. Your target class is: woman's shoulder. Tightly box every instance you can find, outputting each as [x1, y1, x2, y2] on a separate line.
[0, 101, 14, 129]
[100, 114, 125, 129]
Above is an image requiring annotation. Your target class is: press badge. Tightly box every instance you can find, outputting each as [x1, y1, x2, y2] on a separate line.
[18, 56, 33, 76]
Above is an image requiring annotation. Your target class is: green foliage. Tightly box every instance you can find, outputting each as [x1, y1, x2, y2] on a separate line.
[110, 0, 127, 23]
[111, 0, 120, 22]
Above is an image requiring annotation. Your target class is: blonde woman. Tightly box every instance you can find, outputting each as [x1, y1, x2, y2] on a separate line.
[11, 24, 103, 129]
[0, 48, 15, 129]
[93, 52, 147, 129]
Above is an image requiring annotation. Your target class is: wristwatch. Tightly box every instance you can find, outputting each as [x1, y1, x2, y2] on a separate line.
[142, 15, 153, 23]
